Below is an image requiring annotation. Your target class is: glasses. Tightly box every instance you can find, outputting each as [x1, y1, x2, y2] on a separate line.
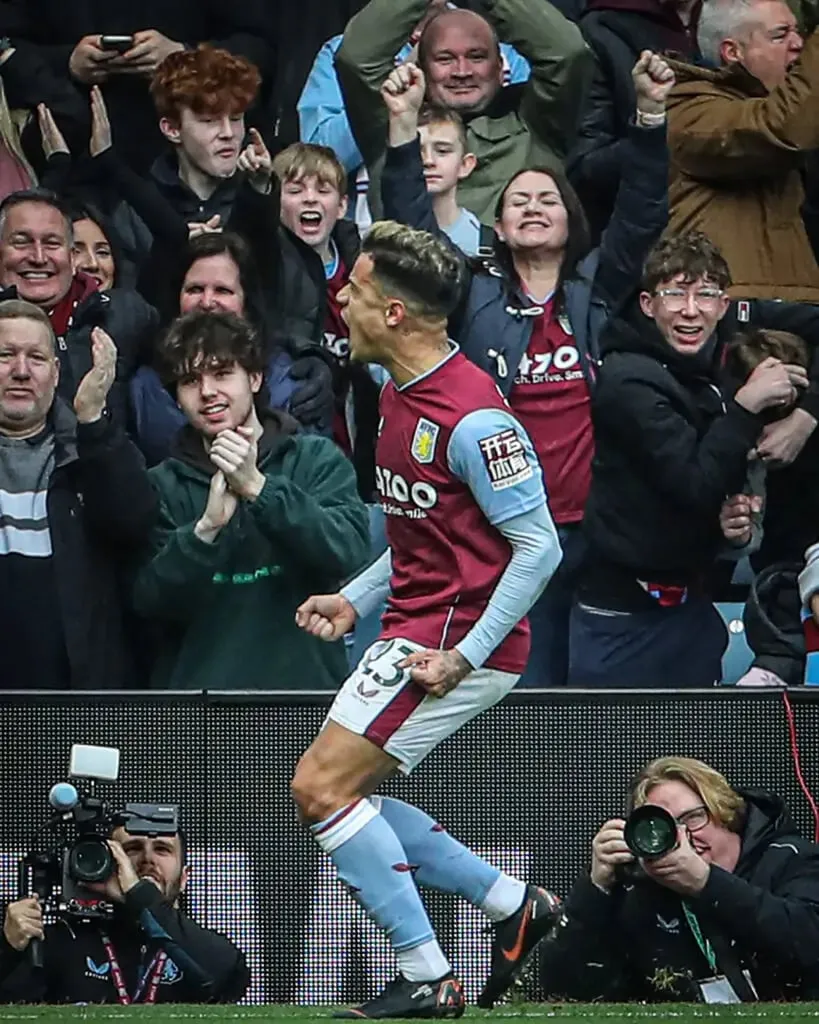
[674, 805, 710, 833]
[654, 287, 724, 311]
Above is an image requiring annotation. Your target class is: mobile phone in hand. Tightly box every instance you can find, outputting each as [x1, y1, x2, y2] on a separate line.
[100, 35, 134, 54]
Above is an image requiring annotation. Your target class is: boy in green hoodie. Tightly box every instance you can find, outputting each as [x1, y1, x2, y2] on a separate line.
[133, 309, 370, 689]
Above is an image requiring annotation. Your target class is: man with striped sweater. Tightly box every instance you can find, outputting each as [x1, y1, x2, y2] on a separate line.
[0, 298, 156, 690]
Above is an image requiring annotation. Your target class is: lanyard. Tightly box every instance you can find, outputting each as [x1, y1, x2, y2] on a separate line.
[682, 902, 718, 973]
[100, 933, 167, 1005]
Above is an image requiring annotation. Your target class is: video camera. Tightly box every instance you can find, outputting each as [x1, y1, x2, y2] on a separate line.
[19, 744, 179, 924]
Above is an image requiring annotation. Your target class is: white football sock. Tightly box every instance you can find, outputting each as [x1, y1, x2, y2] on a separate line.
[480, 873, 527, 922]
[397, 938, 451, 982]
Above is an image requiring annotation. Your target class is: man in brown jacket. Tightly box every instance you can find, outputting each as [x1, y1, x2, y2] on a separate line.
[666, 0, 819, 302]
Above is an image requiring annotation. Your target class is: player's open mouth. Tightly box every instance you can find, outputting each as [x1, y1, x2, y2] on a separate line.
[300, 211, 323, 229]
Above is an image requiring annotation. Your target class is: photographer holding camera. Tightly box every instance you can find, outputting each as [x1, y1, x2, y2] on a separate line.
[540, 757, 819, 1003]
[0, 824, 249, 1004]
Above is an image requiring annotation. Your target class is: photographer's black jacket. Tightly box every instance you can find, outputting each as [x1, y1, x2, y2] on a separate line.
[540, 790, 819, 1002]
[0, 881, 249, 1004]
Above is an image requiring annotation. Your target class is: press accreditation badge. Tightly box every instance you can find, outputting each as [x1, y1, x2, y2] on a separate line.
[699, 968, 758, 1004]
[698, 976, 741, 1004]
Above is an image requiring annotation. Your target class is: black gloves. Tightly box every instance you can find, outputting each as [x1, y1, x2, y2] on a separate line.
[289, 354, 335, 431]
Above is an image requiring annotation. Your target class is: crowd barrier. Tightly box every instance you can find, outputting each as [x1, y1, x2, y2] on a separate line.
[1, 689, 817, 1004]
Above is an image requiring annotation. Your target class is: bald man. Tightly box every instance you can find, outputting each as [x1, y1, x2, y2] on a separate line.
[417, 8, 505, 112]
[336, 0, 592, 225]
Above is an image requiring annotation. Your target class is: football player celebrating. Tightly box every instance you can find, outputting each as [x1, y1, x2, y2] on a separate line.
[293, 221, 563, 1018]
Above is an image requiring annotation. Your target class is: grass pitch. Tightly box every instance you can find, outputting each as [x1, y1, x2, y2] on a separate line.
[1, 1004, 819, 1024]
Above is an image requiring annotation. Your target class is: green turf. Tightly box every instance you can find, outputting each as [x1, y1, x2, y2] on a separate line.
[1, 1005, 819, 1024]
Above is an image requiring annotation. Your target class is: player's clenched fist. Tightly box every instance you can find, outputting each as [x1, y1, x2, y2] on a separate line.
[3, 897, 44, 951]
[398, 648, 472, 697]
[296, 594, 357, 641]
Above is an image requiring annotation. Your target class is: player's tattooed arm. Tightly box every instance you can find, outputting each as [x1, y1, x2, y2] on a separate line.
[398, 648, 473, 698]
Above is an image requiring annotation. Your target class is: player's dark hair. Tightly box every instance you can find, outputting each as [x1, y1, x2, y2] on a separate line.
[362, 220, 465, 320]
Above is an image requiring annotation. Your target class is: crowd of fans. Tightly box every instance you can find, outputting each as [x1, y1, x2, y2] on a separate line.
[1, 0, 819, 691]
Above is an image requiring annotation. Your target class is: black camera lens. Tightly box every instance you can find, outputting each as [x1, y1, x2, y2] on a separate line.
[623, 805, 679, 860]
[67, 837, 113, 884]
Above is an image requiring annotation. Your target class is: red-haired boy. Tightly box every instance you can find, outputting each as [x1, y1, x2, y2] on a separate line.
[108, 45, 261, 277]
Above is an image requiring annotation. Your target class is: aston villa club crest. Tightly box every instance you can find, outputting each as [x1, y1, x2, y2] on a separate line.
[411, 418, 440, 464]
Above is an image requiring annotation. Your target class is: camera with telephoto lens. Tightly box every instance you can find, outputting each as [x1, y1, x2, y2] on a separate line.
[615, 805, 680, 883]
[19, 745, 179, 923]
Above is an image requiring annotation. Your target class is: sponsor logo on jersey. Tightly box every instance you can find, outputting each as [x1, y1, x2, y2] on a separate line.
[478, 429, 533, 491]
[323, 332, 350, 362]
[410, 418, 440, 465]
[515, 344, 583, 384]
[375, 466, 438, 517]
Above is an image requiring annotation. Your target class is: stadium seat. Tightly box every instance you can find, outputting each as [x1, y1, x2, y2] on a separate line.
[716, 602, 753, 684]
